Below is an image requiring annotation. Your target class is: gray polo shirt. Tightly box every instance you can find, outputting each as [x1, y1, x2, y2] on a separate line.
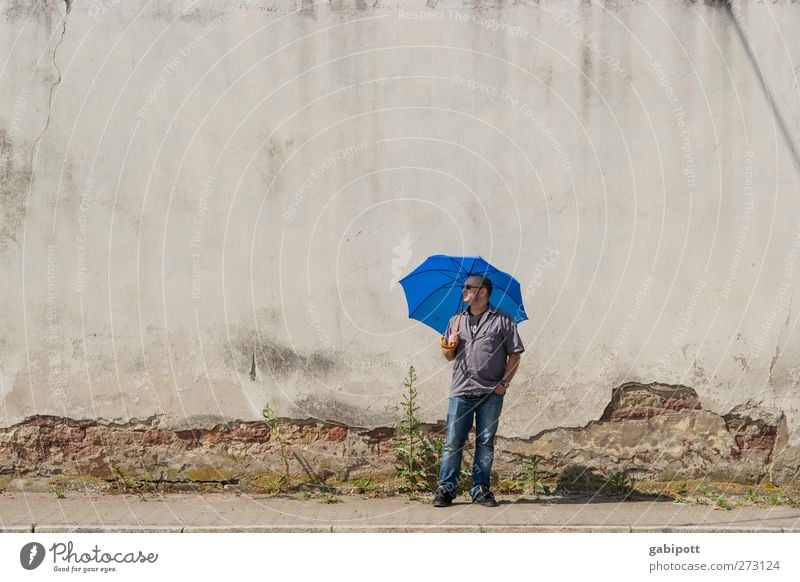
[444, 306, 525, 397]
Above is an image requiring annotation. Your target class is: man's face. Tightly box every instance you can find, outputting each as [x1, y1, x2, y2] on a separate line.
[462, 276, 485, 303]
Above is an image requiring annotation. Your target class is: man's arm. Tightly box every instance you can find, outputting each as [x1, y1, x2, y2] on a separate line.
[441, 317, 459, 361]
[494, 352, 521, 394]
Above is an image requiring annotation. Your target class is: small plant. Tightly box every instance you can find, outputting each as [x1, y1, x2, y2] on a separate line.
[455, 466, 473, 497]
[321, 493, 341, 504]
[520, 455, 555, 496]
[767, 493, 783, 506]
[715, 494, 733, 510]
[497, 479, 523, 494]
[744, 489, 760, 504]
[429, 437, 444, 462]
[394, 366, 441, 493]
[261, 473, 291, 495]
[676, 481, 689, 495]
[674, 495, 687, 504]
[262, 403, 291, 488]
[53, 488, 66, 499]
[605, 472, 633, 495]
[353, 478, 380, 495]
[109, 465, 155, 500]
[294, 490, 313, 500]
[111, 464, 137, 492]
[702, 487, 717, 498]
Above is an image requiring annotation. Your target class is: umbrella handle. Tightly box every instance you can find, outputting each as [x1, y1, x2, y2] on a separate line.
[439, 313, 463, 349]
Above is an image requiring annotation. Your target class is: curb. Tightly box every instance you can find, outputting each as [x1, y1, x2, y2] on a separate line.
[3, 525, 798, 533]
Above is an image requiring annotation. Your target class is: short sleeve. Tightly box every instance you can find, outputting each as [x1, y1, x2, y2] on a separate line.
[505, 317, 525, 354]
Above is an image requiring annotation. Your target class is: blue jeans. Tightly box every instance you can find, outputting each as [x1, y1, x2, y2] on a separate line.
[438, 392, 504, 499]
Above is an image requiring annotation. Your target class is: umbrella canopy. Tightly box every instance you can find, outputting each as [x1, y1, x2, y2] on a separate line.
[399, 255, 527, 335]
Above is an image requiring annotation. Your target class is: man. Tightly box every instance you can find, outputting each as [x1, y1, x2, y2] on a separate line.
[433, 274, 524, 507]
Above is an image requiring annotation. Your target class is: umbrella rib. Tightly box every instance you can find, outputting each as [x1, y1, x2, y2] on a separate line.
[453, 256, 494, 278]
[401, 267, 463, 280]
[407, 279, 465, 319]
[448, 256, 468, 277]
[405, 257, 497, 280]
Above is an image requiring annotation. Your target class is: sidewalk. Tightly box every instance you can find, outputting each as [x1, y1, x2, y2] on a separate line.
[2, 493, 800, 532]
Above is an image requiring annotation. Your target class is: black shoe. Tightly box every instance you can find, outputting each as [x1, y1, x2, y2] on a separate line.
[432, 489, 453, 507]
[472, 487, 498, 507]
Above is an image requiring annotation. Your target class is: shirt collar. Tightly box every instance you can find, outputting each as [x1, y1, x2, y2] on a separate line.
[465, 304, 497, 316]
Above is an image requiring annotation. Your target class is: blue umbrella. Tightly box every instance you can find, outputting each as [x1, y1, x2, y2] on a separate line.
[399, 255, 527, 335]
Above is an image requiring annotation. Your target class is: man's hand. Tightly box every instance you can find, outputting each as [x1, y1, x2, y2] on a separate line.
[495, 352, 521, 396]
[442, 331, 459, 360]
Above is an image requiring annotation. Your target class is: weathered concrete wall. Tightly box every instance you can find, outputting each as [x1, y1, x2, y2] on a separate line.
[2, 0, 800, 473]
[2, 384, 797, 491]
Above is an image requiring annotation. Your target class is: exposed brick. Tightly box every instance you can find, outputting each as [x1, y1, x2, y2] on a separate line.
[359, 427, 394, 441]
[323, 426, 348, 442]
[175, 429, 206, 448]
[144, 429, 176, 446]
[0, 390, 794, 489]
[222, 424, 269, 443]
[601, 383, 701, 421]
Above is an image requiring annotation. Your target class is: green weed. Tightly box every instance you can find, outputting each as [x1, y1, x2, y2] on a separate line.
[605, 472, 633, 494]
[715, 494, 733, 510]
[394, 366, 441, 493]
[353, 478, 380, 495]
[262, 403, 291, 487]
[520, 455, 555, 496]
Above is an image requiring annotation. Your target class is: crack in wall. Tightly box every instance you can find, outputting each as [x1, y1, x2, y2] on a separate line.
[29, 0, 69, 186]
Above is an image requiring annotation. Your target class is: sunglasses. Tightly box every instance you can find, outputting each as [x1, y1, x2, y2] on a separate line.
[461, 284, 485, 290]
